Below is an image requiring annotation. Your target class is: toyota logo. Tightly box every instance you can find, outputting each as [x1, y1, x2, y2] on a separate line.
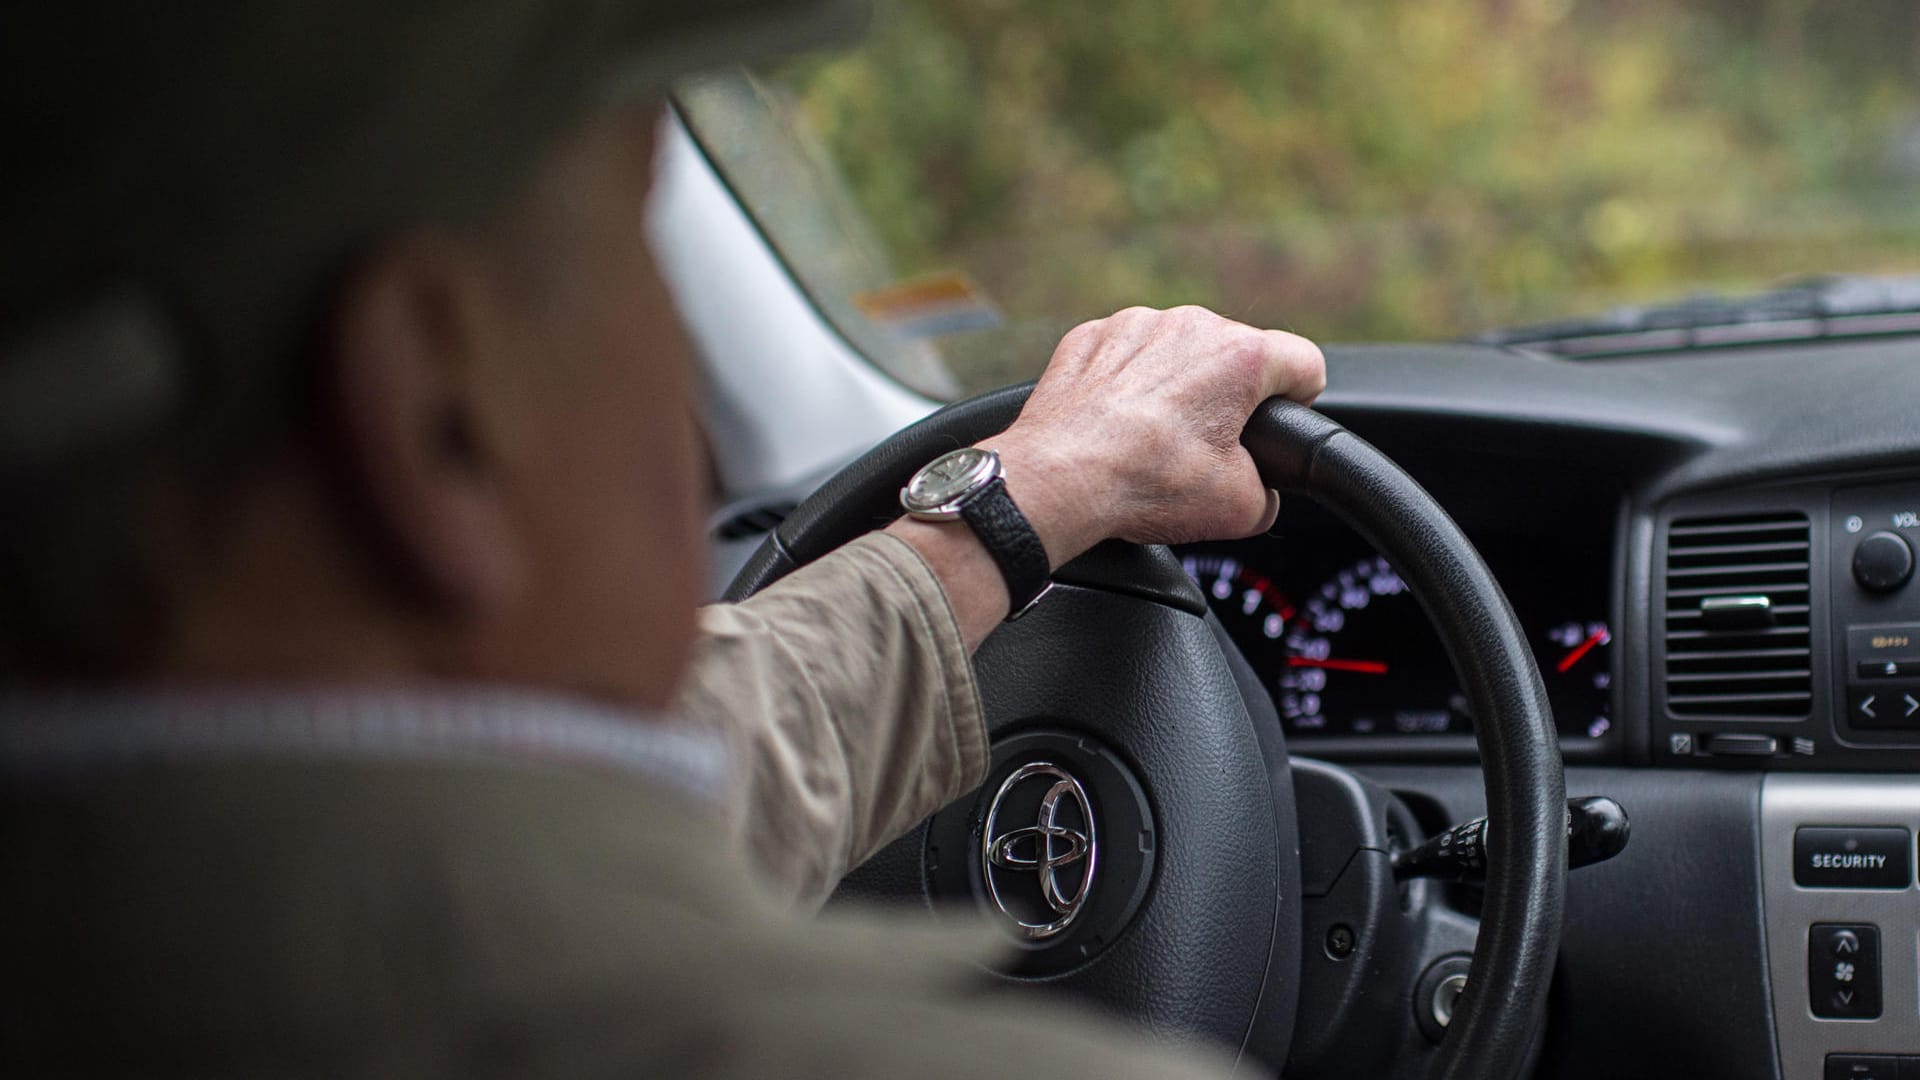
[981, 761, 1097, 940]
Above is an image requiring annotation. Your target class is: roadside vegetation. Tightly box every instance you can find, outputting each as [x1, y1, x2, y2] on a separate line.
[775, 0, 1920, 390]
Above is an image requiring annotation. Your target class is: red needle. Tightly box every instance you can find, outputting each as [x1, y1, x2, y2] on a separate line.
[1556, 629, 1609, 674]
[1287, 657, 1390, 675]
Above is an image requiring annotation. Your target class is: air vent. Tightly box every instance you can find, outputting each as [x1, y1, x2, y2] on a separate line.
[1663, 511, 1813, 719]
[713, 500, 797, 542]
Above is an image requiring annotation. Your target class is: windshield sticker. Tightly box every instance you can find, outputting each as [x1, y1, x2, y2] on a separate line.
[853, 273, 1002, 340]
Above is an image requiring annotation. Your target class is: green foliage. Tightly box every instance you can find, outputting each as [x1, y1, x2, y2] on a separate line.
[774, 0, 1920, 392]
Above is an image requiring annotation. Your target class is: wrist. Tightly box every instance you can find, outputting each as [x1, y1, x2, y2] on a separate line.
[976, 432, 1107, 570]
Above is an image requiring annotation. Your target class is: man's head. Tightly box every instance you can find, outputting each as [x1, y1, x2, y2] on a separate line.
[0, 1, 861, 708]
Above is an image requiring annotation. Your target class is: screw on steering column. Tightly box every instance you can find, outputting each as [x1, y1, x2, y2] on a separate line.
[1325, 923, 1356, 959]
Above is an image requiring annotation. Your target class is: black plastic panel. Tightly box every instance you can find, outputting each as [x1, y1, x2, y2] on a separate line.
[1299, 338, 1920, 775]
[1647, 483, 1833, 770]
[1356, 764, 1777, 1080]
[1831, 480, 1920, 749]
[1643, 471, 1920, 772]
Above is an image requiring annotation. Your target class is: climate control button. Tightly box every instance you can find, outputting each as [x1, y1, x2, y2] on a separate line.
[1825, 1054, 1898, 1080]
[1810, 923, 1881, 1019]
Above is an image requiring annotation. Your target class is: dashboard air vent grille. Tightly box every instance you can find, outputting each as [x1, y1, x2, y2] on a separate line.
[1663, 511, 1813, 719]
[712, 500, 798, 542]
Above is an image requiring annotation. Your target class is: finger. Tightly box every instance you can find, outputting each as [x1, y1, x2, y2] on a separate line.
[1221, 454, 1278, 538]
[1256, 329, 1328, 406]
[1253, 488, 1281, 535]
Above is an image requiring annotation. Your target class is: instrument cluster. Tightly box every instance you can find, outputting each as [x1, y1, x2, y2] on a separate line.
[1178, 509, 1614, 744]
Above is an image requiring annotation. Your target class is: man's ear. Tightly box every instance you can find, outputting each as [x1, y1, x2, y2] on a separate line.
[323, 233, 530, 617]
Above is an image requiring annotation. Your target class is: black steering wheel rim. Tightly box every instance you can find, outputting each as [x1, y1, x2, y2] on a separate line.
[728, 384, 1566, 1080]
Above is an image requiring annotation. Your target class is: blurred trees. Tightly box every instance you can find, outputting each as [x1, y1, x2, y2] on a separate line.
[773, 0, 1920, 391]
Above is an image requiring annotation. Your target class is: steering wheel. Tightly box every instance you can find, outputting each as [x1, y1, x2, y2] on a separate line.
[727, 385, 1566, 1080]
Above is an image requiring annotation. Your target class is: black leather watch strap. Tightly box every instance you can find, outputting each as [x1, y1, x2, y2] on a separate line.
[956, 476, 1052, 617]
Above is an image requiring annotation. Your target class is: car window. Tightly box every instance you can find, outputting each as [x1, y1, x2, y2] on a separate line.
[681, 0, 1920, 398]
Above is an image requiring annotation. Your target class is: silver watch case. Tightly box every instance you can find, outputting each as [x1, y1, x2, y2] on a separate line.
[900, 447, 1003, 521]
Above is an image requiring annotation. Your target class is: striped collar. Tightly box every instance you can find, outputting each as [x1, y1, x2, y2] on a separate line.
[0, 686, 728, 802]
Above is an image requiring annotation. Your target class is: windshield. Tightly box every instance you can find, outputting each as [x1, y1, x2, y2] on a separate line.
[681, 0, 1920, 398]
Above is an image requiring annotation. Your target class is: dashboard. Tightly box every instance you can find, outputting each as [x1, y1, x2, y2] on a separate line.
[1209, 336, 1920, 1080]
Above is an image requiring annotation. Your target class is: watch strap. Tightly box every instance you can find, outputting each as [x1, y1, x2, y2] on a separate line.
[957, 476, 1053, 617]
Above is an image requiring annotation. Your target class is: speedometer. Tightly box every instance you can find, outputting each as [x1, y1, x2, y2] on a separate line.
[1278, 555, 1469, 735]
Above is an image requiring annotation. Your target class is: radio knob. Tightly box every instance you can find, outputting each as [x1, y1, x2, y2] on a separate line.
[1853, 531, 1914, 593]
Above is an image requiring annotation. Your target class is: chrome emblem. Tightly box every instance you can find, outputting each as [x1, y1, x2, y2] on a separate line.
[981, 761, 1097, 940]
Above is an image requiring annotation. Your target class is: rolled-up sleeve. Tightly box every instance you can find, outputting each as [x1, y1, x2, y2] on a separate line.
[676, 532, 988, 909]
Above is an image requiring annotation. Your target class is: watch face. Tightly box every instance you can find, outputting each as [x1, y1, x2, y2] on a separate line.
[905, 447, 998, 511]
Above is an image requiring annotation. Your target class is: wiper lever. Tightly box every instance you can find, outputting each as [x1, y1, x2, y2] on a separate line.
[1394, 795, 1630, 885]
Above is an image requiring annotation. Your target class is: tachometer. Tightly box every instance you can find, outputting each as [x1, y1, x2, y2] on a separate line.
[1179, 552, 1298, 656]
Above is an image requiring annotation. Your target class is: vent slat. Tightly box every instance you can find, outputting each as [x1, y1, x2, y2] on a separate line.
[1666, 584, 1808, 599]
[712, 500, 798, 542]
[1669, 520, 1811, 539]
[1666, 626, 1809, 641]
[1667, 561, 1809, 579]
[1669, 541, 1815, 560]
[1662, 511, 1813, 720]
[1667, 670, 1811, 684]
[1667, 605, 1810, 620]
[1665, 647, 1812, 662]
[1668, 691, 1814, 707]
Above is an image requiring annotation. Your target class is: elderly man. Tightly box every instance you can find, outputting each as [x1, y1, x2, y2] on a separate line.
[0, 1, 1324, 1076]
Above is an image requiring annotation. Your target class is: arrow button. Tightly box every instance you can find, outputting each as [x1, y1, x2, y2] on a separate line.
[1860, 694, 1878, 719]
[1811, 923, 1881, 1019]
[1905, 694, 1918, 718]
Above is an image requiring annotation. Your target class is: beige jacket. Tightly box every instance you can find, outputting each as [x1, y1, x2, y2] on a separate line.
[0, 533, 1235, 1079]
[682, 533, 990, 909]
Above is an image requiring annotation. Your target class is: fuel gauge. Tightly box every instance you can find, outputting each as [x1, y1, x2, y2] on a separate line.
[1544, 621, 1612, 739]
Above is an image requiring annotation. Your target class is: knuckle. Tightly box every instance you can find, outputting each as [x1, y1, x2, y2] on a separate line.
[1222, 330, 1270, 381]
[1059, 319, 1104, 351]
[1174, 304, 1224, 333]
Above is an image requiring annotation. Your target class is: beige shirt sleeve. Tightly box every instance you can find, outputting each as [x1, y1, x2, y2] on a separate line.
[676, 532, 989, 909]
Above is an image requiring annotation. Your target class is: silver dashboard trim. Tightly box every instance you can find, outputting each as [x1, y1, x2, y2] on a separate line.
[1762, 774, 1920, 1079]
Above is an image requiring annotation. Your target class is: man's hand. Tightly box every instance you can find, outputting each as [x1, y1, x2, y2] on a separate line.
[888, 306, 1325, 647]
[983, 305, 1326, 563]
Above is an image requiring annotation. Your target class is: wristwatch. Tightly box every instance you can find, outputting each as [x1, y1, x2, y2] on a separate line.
[899, 447, 1053, 618]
